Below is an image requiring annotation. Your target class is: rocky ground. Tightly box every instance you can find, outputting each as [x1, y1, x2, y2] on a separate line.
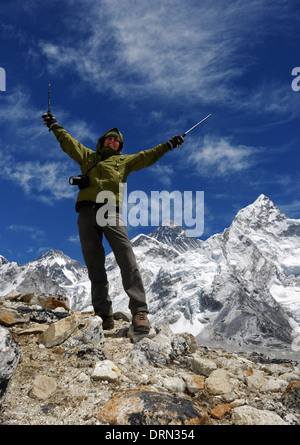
[0, 291, 300, 427]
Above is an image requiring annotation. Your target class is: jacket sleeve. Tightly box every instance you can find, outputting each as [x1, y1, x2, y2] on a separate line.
[125, 143, 170, 174]
[52, 125, 94, 165]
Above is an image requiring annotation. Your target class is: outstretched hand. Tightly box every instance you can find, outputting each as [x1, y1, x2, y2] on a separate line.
[42, 111, 58, 131]
[166, 135, 184, 150]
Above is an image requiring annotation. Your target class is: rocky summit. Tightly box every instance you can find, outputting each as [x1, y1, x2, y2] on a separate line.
[0, 292, 300, 426]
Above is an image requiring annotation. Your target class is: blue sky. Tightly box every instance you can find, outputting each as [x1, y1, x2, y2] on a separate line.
[0, 0, 300, 265]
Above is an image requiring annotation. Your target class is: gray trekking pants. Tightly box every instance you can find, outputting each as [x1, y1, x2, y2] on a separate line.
[77, 206, 148, 317]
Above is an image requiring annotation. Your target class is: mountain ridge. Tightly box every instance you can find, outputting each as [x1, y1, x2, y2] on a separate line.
[1, 194, 300, 359]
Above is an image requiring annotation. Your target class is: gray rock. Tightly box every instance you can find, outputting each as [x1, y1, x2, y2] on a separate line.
[38, 313, 79, 348]
[232, 405, 286, 425]
[187, 354, 217, 376]
[66, 315, 104, 347]
[29, 375, 57, 400]
[0, 326, 21, 406]
[205, 368, 232, 394]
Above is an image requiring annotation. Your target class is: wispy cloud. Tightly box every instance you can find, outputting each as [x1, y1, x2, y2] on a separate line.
[68, 235, 80, 243]
[279, 200, 300, 218]
[150, 165, 175, 188]
[3, 160, 77, 204]
[184, 135, 260, 177]
[0, 87, 98, 145]
[7, 224, 45, 241]
[36, 0, 297, 115]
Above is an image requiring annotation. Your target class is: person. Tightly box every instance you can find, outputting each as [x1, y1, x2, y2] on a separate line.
[42, 111, 184, 333]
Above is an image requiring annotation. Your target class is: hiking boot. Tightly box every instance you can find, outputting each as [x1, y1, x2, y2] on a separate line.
[132, 311, 151, 333]
[101, 315, 115, 330]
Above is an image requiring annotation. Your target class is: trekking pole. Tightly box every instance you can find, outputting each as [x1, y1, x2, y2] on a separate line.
[182, 113, 212, 137]
[48, 83, 51, 132]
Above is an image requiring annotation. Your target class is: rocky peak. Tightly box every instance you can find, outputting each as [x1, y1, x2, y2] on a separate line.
[231, 194, 288, 235]
[32, 249, 78, 267]
[28, 249, 87, 287]
[148, 222, 203, 253]
[0, 255, 9, 266]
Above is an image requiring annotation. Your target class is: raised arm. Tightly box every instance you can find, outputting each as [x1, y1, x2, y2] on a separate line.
[42, 112, 93, 165]
[125, 135, 184, 174]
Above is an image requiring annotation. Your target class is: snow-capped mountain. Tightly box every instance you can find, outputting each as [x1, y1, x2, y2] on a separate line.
[1, 194, 300, 358]
[0, 250, 90, 311]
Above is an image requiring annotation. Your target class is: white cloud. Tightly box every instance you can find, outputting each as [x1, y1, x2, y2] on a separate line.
[184, 135, 260, 177]
[37, 0, 295, 112]
[150, 164, 175, 187]
[5, 160, 76, 204]
[0, 87, 98, 145]
[68, 235, 80, 243]
[7, 224, 45, 241]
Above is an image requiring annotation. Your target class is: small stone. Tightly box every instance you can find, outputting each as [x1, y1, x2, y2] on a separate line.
[0, 308, 29, 326]
[128, 325, 156, 343]
[281, 380, 300, 412]
[113, 311, 131, 322]
[5, 291, 22, 301]
[232, 406, 286, 425]
[230, 398, 247, 408]
[78, 372, 90, 382]
[211, 403, 233, 420]
[162, 376, 186, 393]
[66, 315, 104, 346]
[20, 293, 36, 304]
[245, 370, 267, 391]
[129, 337, 173, 366]
[205, 369, 232, 395]
[42, 295, 69, 311]
[38, 313, 79, 347]
[260, 378, 288, 393]
[184, 375, 205, 394]
[179, 333, 199, 353]
[281, 372, 300, 382]
[188, 354, 217, 376]
[29, 375, 57, 400]
[91, 360, 121, 382]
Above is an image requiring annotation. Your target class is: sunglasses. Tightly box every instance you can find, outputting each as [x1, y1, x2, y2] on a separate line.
[106, 137, 119, 143]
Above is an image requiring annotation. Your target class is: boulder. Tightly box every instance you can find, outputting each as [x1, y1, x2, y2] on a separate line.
[0, 326, 21, 406]
[97, 386, 210, 425]
[38, 313, 79, 348]
[232, 405, 286, 425]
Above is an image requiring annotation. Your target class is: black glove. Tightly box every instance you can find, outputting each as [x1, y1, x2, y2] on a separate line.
[42, 112, 58, 131]
[166, 134, 184, 150]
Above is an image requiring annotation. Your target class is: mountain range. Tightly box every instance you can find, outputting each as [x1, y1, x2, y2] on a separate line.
[1, 194, 300, 359]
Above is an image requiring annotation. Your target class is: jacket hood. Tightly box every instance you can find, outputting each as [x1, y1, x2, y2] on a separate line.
[96, 127, 124, 160]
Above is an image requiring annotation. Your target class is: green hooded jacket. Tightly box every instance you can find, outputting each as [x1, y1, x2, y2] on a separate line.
[53, 126, 170, 211]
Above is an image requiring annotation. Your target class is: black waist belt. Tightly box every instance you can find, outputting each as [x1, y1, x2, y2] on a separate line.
[75, 200, 120, 213]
